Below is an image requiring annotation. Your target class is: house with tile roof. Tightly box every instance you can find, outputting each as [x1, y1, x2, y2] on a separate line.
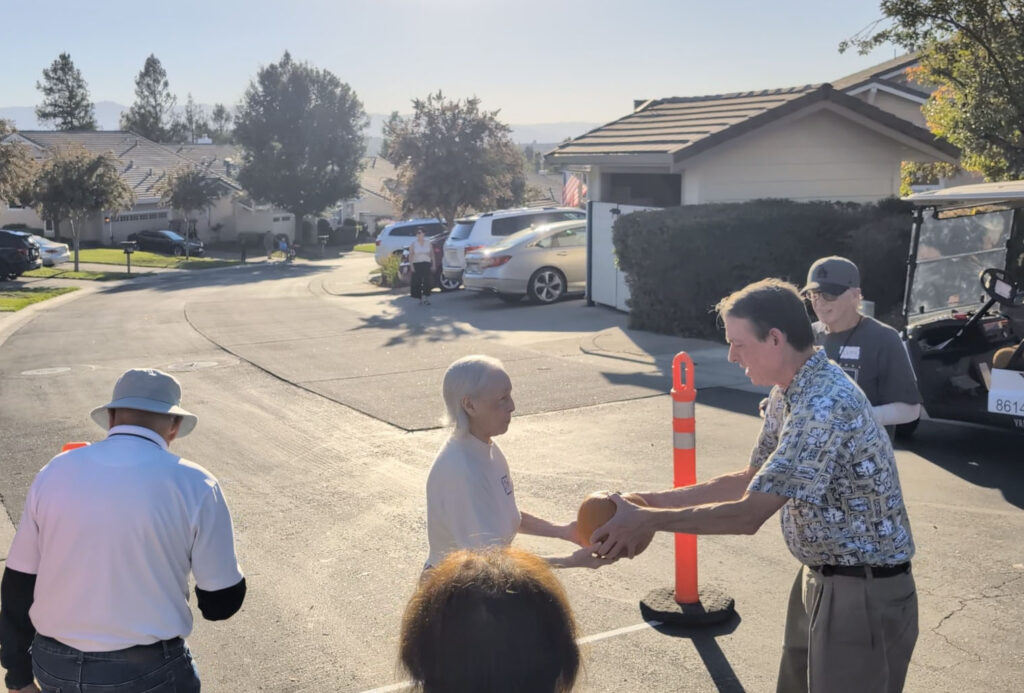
[545, 62, 960, 311]
[0, 131, 297, 245]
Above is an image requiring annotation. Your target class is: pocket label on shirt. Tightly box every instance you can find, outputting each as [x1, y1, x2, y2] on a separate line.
[500, 475, 513, 495]
[840, 346, 861, 360]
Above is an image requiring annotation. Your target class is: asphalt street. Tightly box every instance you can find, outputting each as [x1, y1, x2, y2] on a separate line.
[1, 252, 1022, 692]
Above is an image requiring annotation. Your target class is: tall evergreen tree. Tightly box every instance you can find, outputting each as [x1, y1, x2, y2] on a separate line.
[181, 94, 209, 143]
[120, 54, 177, 142]
[234, 52, 366, 241]
[35, 53, 97, 131]
[210, 104, 233, 143]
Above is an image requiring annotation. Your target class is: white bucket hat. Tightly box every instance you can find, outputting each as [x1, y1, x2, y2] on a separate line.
[90, 368, 198, 436]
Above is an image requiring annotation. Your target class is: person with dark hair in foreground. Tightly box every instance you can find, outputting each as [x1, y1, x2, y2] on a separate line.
[0, 369, 245, 693]
[400, 547, 579, 693]
[592, 279, 918, 693]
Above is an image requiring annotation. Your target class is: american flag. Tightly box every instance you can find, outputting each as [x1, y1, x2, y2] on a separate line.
[562, 172, 587, 208]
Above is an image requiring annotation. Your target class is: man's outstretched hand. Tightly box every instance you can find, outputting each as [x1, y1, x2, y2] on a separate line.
[590, 493, 656, 559]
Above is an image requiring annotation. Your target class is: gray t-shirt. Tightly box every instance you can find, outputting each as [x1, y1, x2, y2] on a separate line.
[813, 315, 921, 407]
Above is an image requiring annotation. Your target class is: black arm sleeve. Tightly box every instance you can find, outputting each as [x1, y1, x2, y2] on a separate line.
[195, 577, 246, 621]
[0, 567, 37, 690]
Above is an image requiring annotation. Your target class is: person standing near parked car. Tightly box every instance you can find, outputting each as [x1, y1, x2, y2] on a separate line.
[263, 230, 275, 260]
[802, 256, 921, 437]
[408, 227, 434, 305]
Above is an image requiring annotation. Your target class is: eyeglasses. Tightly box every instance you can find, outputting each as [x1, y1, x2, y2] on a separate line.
[804, 289, 847, 302]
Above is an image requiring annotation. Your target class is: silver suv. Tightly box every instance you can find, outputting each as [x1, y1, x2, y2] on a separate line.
[442, 207, 585, 285]
[374, 218, 446, 265]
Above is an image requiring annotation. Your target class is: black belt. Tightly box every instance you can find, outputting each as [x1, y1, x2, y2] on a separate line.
[810, 562, 910, 578]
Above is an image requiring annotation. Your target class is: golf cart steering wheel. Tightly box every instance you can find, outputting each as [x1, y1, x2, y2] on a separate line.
[980, 268, 1022, 307]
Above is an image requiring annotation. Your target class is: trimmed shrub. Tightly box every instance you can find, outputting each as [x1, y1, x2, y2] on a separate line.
[612, 198, 912, 339]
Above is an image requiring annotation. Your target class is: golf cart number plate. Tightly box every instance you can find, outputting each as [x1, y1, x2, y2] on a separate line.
[988, 368, 1024, 416]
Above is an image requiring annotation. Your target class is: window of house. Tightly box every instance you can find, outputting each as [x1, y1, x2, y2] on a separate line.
[608, 173, 681, 207]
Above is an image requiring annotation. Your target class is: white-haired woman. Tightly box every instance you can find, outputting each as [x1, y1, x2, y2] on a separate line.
[424, 355, 610, 570]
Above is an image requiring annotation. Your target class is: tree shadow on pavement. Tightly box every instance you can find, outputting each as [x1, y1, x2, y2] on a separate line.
[651, 613, 747, 692]
[902, 421, 1024, 509]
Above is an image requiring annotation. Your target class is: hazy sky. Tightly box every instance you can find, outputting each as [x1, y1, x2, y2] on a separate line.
[1, 0, 899, 123]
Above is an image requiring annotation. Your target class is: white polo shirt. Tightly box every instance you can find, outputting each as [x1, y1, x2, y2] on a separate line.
[6, 425, 243, 652]
[425, 434, 522, 568]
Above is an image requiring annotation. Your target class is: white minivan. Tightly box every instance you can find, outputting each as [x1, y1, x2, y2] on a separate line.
[442, 207, 585, 286]
[374, 218, 446, 266]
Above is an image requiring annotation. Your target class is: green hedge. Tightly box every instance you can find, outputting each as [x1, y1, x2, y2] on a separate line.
[612, 198, 912, 339]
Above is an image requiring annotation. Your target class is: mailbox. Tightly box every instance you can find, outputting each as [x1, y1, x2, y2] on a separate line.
[119, 240, 137, 254]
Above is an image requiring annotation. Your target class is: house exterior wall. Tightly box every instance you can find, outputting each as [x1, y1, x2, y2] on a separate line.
[681, 109, 922, 204]
[233, 205, 295, 240]
[854, 90, 927, 128]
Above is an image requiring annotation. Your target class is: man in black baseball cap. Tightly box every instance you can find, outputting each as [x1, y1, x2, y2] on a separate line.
[802, 256, 921, 435]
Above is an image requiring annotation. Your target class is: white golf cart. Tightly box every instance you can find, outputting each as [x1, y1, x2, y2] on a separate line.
[902, 180, 1024, 433]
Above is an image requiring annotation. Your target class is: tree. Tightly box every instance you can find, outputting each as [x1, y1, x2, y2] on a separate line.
[180, 94, 209, 144]
[234, 52, 366, 241]
[157, 165, 222, 259]
[35, 53, 97, 131]
[381, 92, 527, 227]
[0, 121, 36, 206]
[210, 103, 233, 143]
[841, 1, 1024, 179]
[120, 55, 177, 142]
[33, 145, 134, 271]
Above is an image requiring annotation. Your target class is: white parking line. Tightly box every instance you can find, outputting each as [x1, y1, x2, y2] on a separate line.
[355, 620, 662, 693]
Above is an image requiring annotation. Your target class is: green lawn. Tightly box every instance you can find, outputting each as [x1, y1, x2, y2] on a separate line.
[0, 287, 78, 311]
[76, 249, 239, 269]
[353, 243, 375, 253]
[23, 267, 136, 281]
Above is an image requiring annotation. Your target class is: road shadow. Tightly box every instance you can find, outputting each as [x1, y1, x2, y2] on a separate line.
[600, 372, 765, 418]
[352, 292, 628, 345]
[651, 613, 747, 692]
[97, 262, 334, 294]
[902, 421, 1024, 509]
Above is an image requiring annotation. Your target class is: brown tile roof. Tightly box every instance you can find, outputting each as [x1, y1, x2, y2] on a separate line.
[546, 84, 957, 163]
[14, 131, 239, 202]
[831, 53, 920, 92]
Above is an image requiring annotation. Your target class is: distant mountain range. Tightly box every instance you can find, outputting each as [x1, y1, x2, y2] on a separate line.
[1, 102, 598, 144]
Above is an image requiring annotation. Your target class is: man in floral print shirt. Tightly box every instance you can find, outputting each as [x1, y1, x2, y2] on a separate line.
[593, 278, 917, 693]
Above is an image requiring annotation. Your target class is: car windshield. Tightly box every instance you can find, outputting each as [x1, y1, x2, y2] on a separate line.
[908, 208, 1013, 320]
[160, 231, 185, 241]
[449, 221, 476, 241]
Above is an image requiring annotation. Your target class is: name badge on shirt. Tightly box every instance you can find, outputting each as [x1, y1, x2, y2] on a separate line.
[500, 475, 513, 495]
[840, 346, 860, 360]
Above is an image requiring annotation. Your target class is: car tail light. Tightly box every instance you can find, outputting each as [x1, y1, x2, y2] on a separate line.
[375, 239, 381, 246]
[483, 255, 512, 268]
[464, 245, 483, 252]
[17, 248, 28, 257]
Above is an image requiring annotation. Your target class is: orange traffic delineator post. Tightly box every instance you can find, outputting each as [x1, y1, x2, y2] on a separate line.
[639, 352, 735, 626]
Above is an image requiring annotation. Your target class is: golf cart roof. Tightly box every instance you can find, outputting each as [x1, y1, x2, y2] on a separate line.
[904, 180, 1024, 207]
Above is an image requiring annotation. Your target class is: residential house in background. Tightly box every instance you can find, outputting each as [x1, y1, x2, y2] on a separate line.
[0, 132, 296, 245]
[545, 56, 960, 311]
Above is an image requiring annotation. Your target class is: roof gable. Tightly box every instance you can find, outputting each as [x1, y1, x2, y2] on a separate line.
[546, 83, 957, 165]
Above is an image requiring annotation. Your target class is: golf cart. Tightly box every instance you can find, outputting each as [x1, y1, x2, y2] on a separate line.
[901, 180, 1024, 433]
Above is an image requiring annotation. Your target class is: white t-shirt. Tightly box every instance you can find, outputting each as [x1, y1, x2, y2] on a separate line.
[425, 434, 521, 568]
[6, 425, 243, 652]
[408, 238, 433, 264]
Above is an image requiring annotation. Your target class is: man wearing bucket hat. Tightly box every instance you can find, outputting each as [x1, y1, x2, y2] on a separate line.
[0, 369, 245, 693]
[802, 256, 921, 435]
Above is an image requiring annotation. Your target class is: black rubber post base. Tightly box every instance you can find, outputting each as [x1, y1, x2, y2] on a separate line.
[639, 585, 736, 626]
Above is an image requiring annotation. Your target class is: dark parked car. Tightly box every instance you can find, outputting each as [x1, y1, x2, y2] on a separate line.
[0, 229, 42, 280]
[126, 229, 204, 257]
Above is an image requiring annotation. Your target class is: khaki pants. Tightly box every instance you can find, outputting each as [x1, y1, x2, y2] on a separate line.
[776, 564, 918, 693]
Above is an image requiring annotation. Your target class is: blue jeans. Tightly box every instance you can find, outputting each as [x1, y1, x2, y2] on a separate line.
[32, 635, 201, 693]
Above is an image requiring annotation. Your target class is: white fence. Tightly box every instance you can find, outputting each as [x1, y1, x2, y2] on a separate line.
[588, 202, 656, 312]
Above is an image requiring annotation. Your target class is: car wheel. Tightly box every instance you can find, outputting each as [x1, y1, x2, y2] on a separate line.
[528, 267, 566, 304]
[438, 274, 461, 291]
[173, 245, 183, 256]
[497, 293, 522, 304]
